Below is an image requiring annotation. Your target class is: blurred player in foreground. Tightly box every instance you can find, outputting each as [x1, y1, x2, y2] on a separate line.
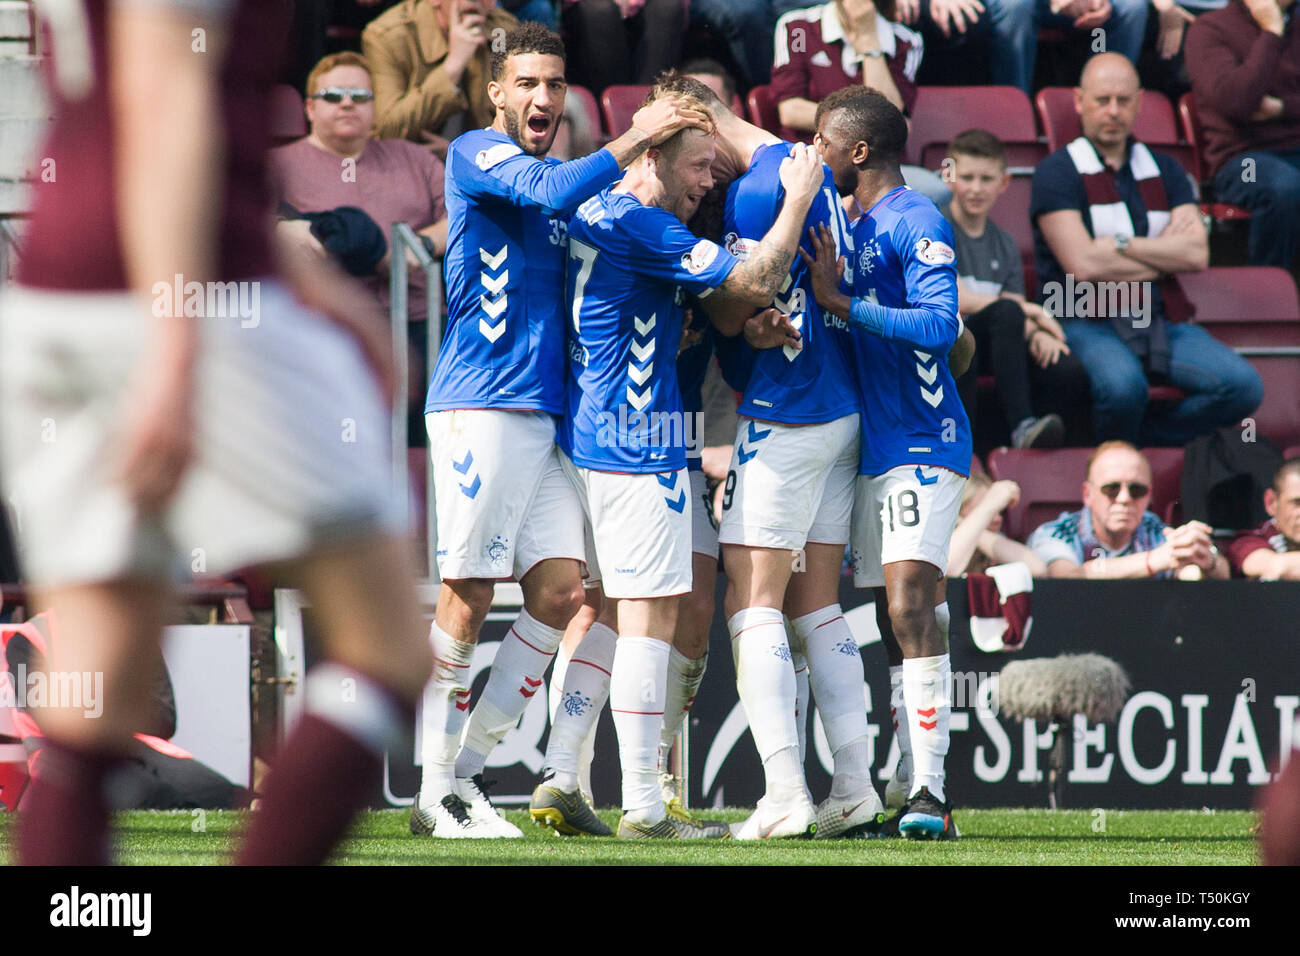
[1, 0, 432, 865]
[804, 86, 972, 840]
[414, 23, 709, 837]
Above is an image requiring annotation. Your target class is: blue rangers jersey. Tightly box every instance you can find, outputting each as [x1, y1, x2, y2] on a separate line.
[723, 142, 859, 424]
[560, 187, 737, 473]
[845, 185, 972, 476]
[425, 128, 621, 414]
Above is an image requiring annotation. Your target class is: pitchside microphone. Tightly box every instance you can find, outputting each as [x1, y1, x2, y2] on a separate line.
[995, 654, 1131, 809]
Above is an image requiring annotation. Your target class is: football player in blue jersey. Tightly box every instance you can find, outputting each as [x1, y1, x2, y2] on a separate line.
[803, 86, 973, 841]
[635, 77, 890, 841]
[414, 23, 710, 839]
[555, 99, 826, 838]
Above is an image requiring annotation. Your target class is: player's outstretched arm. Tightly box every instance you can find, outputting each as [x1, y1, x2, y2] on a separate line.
[709, 144, 824, 311]
[604, 95, 713, 169]
[462, 95, 709, 216]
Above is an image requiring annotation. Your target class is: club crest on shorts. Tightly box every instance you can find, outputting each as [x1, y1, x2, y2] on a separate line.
[487, 534, 510, 566]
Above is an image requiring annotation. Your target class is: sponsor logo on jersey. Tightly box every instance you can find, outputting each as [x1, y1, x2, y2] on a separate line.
[475, 141, 523, 170]
[681, 239, 720, 274]
[724, 232, 758, 260]
[914, 237, 956, 266]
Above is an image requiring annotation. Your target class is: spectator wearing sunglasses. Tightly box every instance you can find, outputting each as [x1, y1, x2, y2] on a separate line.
[271, 51, 448, 323]
[1026, 440, 1228, 578]
[271, 52, 449, 446]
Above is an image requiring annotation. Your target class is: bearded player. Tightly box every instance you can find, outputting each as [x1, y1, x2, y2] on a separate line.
[803, 86, 971, 840]
[415, 23, 707, 838]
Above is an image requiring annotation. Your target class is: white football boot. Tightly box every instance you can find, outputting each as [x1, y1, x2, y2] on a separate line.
[456, 774, 524, 838]
[814, 785, 886, 839]
[731, 793, 817, 840]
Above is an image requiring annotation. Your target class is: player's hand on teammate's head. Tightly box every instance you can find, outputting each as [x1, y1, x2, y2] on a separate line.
[778, 142, 824, 210]
[632, 95, 713, 147]
[743, 307, 803, 351]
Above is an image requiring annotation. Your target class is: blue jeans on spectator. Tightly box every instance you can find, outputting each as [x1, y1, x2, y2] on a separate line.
[1064, 319, 1262, 446]
[509, 0, 559, 30]
[986, 0, 1149, 93]
[1213, 149, 1300, 269]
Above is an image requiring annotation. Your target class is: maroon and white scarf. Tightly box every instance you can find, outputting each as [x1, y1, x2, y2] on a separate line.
[1066, 137, 1195, 328]
[967, 562, 1033, 653]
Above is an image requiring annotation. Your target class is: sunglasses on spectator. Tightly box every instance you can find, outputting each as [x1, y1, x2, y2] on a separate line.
[1097, 481, 1150, 500]
[312, 87, 374, 104]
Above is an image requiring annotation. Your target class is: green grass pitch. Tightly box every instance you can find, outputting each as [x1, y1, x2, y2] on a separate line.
[0, 807, 1260, 865]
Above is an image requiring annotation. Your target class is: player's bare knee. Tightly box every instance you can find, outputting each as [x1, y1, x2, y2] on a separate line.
[441, 578, 494, 633]
[529, 578, 585, 630]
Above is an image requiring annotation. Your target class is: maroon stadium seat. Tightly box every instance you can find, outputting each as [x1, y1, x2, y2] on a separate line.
[1143, 447, 1185, 523]
[270, 84, 307, 145]
[1176, 92, 1251, 222]
[746, 83, 780, 135]
[746, 84, 810, 144]
[1035, 87, 1179, 153]
[567, 83, 605, 141]
[997, 175, 1037, 277]
[1178, 267, 1300, 449]
[918, 139, 1046, 174]
[600, 84, 651, 138]
[907, 86, 1037, 167]
[987, 447, 1185, 541]
[987, 447, 1094, 541]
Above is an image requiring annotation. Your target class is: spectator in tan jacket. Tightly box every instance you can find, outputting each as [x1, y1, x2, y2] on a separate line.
[362, 0, 518, 152]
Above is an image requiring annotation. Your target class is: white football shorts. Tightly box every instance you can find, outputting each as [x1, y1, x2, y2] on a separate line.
[717, 414, 859, 550]
[850, 463, 966, 588]
[427, 409, 585, 581]
[0, 281, 402, 586]
[560, 452, 692, 600]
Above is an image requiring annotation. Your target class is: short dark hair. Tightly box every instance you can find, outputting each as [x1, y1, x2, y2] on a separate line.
[650, 69, 727, 114]
[678, 58, 736, 106]
[490, 22, 566, 81]
[815, 87, 907, 168]
[947, 128, 1007, 167]
[1275, 458, 1300, 491]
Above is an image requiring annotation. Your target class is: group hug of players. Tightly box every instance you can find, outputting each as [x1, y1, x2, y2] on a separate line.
[415, 22, 971, 842]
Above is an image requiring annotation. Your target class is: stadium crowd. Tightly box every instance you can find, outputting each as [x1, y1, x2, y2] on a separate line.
[0, 0, 1297, 864]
